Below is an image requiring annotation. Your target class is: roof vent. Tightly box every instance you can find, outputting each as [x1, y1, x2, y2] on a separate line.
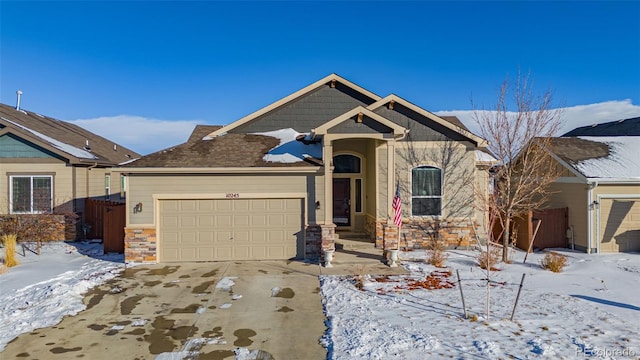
[113, 144, 117, 151]
[15, 90, 23, 111]
[84, 140, 91, 151]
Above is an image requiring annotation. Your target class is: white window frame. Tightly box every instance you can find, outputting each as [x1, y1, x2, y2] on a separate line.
[105, 174, 111, 199]
[410, 166, 443, 217]
[9, 175, 54, 214]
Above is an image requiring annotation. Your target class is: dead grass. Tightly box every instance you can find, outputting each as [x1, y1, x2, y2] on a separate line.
[477, 246, 501, 271]
[2, 234, 19, 268]
[540, 251, 567, 273]
[426, 241, 449, 267]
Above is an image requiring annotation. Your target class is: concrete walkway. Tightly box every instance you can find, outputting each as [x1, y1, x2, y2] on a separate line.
[2, 244, 405, 359]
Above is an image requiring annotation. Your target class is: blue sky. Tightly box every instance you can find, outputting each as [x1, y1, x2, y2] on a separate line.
[2, 1, 639, 154]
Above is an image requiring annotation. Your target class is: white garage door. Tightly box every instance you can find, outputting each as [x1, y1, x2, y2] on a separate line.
[159, 198, 303, 262]
[599, 199, 640, 253]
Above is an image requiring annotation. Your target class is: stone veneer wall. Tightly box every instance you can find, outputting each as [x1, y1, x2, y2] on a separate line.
[124, 227, 157, 263]
[305, 224, 336, 260]
[373, 218, 477, 250]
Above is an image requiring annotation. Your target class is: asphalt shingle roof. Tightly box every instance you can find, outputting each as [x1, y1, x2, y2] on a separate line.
[0, 103, 140, 164]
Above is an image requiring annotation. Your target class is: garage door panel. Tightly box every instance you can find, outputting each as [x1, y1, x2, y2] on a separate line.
[216, 215, 233, 227]
[268, 214, 285, 226]
[251, 200, 267, 211]
[180, 215, 197, 228]
[234, 215, 250, 226]
[159, 198, 303, 262]
[600, 199, 640, 253]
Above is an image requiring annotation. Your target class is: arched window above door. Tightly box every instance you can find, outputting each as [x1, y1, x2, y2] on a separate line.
[333, 154, 361, 173]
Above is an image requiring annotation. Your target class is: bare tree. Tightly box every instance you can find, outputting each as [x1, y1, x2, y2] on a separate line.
[474, 70, 564, 262]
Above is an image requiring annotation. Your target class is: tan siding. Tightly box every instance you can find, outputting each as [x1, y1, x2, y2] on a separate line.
[87, 168, 107, 199]
[128, 174, 311, 225]
[394, 142, 475, 220]
[1, 161, 74, 213]
[547, 182, 589, 249]
[594, 184, 640, 197]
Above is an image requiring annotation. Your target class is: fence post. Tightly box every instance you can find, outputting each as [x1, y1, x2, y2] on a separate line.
[456, 269, 467, 319]
[510, 273, 526, 321]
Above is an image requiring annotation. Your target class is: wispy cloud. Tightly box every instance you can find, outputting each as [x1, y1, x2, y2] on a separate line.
[437, 99, 640, 137]
[69, 100, 640, 156]
[69, 115, 206, 155]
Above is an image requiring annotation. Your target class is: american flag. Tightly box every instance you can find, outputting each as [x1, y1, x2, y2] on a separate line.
[392, 183, 402, 227]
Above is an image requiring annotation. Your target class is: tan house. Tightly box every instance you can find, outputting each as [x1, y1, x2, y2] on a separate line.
[544, 117, 640, 253]
[119, 74, 493, 263]
[0, 102, 140, 238]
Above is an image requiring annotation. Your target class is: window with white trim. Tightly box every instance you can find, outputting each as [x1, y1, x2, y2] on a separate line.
[411, 166, 442, 216]
[10, 175, 53, 214]
[105, 174, 111, 199]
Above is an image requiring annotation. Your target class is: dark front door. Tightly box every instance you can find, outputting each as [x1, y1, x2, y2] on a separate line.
[333, 178, 350, 226]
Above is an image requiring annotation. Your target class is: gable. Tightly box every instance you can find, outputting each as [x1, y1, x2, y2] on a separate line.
[327, 115, 393, 134]
[373, 104, 468, 142]
[0, 133, 64, 159]
[231, 83, 376, 134]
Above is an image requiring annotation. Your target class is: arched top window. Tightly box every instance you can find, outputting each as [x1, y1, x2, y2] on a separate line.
[333, 154, 361, 173]
[411, 166, 442, 216]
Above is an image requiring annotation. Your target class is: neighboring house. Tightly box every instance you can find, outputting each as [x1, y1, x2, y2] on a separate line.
[0, 102, 140, 238]
[544, 117, 640, 253]
[119, 74, 492, 263]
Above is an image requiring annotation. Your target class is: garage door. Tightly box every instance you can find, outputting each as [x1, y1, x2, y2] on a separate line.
[599, 199, 640, 252]
[159, 198, 303, 262]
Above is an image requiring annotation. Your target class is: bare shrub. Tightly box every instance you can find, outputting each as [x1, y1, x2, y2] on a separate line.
[477, 246, 501, 270]
[540, 252, 567, 272]
[2, 234, 19, 267]
[426, 241, 449, 267]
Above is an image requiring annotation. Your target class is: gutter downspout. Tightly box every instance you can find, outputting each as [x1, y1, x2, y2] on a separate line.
[587, 181, 598, 254]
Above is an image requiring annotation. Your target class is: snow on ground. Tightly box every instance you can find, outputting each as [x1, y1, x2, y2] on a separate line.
[1, 242, 638, 359]
[0, 241, 124, 352]
[321, 249, 640, 359]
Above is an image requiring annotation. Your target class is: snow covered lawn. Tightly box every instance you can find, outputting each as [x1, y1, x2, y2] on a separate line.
[321, 249, 640, 359]
[1, 242, 638, 359]
[0, 241, 124, 352]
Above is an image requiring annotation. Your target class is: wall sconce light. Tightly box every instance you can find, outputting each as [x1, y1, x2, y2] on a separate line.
[133, 202, 143, 213]
[590, 200, 599, 210]
[315, 201, 321, 210]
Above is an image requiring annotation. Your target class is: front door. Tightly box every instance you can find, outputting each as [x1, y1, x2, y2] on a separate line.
[333, 178, 350, 226]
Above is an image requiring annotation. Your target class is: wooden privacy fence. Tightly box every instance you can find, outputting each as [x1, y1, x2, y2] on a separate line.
[492, 207, 568, 251]
[84, 198, 126, 253]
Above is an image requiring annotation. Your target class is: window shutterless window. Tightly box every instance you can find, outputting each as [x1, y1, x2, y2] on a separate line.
[105, 174, 111, 199]
[411, 166, 442, 216]
[10, 175, 53, 214]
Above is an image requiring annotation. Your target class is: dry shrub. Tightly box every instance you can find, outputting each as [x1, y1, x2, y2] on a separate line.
[426, 241, 449, 267]
[477, 246, 501, 270]
[354, 265, 366, 290]
[2, 234, 19, 267]
[540, 252, 567, 273]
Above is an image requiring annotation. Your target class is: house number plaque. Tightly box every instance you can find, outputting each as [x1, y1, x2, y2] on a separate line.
[226, 193, 240, 198]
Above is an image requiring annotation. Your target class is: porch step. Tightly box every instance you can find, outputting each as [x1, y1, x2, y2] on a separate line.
[335, 237, 375, 251]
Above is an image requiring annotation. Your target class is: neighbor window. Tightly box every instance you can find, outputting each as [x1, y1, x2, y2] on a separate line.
[105, 174, 111, 199]
[10, 175, 53, 214]
[411, 166, 442, 216]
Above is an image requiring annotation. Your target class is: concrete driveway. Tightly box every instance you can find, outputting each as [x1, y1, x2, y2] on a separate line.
[3, 261, 328, 359]
[3, 244, 406, 359]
